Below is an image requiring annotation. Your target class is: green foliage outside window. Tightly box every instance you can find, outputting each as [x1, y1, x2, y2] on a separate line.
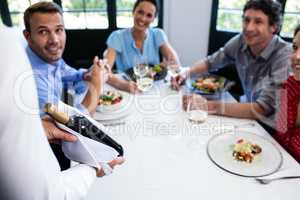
[219, 0, 246, 9]
[62, 0, 106, 10]
[217, 0, 300, 37]
[281, 0, 300, 37]
[7, 0, 47, 27]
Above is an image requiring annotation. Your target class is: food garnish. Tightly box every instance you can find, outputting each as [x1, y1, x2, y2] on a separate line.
[153, 64, 162, 73]
[232, 139, 262, 163]
[192, 76, 225, 93]
[98, 91, 122, 105]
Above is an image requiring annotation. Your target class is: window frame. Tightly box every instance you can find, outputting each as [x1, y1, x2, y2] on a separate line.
[0, 0, 163, 30]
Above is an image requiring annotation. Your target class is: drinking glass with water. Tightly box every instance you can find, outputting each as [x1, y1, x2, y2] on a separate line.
[186, 94, 208, 123]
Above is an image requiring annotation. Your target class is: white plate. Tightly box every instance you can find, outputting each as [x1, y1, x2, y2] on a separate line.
[94, 92, 133, 121]
[96, 91, 129, 113]
[207, 131, 283, 177]
[94, 107, 131, 121]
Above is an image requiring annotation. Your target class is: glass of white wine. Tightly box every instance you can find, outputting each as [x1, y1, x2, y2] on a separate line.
[133, 56, 153, 92]
[186, 94, 208, 123]
[165, 56, 180, 78]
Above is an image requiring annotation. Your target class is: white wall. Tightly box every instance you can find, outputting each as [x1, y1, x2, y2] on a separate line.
[163, 0, 212, 66]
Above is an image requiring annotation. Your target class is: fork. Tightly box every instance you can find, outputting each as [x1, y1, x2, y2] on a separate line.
[255, 175, 300, 184]
[233, 122, 256, 129]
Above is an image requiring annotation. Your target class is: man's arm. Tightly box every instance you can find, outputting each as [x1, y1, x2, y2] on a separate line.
[42, 117, 78, 143]
[182, 94, 266, 119]
[171, 60, 209, 90]
[208, 101, 266, 119]
[171, 35, 240, 90]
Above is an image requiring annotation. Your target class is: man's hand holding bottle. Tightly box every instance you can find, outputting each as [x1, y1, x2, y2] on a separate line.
[42, 117, 78, 144]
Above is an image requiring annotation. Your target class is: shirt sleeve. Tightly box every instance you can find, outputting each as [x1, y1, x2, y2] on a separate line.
[61, 63, 88, 94]
[256, 44, 292, 115]
[61, 66, 86, 83]
[153, 28, 168, 47]
[206, 34, 240, 72]
[33, 74, 60, 117]
[106, 30, 123, 53]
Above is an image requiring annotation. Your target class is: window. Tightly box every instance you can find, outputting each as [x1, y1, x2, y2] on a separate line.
[7, 0, 50, 28]
[215, 0, 300, 38]
[116, 0, 158, 28]
[62, 0, 108, 29]
[2, 0, 162, 30]
[281, 0, 300, 37]
[217, 0, 247, 32]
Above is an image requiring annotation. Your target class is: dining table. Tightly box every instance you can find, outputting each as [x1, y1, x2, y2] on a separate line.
[87, 79, 300, 200]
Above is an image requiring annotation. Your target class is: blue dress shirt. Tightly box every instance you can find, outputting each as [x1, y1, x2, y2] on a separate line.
[26, 46, 88, 116]
[106, 27, 168, 72]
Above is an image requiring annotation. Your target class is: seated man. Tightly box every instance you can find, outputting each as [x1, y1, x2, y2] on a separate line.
[23, 2, 106, 169]
[172, 0, 291, 128]
[0, 24, 124, 200]
[23, 2, 103, 117]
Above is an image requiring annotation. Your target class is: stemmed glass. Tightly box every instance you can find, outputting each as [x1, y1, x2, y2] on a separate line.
[186, 94, 208, 123]
[133, 55, 153, 92]
[165, 56, 180, 78]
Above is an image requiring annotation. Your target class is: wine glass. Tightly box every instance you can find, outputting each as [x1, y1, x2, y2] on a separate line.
[186, 94, 208, 123]
[133, 56, 149, 78]
[133, 55, 153, 92]
[165, 56, 180, 78]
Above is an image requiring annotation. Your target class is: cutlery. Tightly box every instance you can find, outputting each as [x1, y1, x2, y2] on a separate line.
[256, 175, 300, 184]
[255, 168, 300, 184]
[233, 122, 256, 129]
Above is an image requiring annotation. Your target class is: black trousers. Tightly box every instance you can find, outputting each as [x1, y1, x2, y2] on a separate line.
[50, 143, 70, 170]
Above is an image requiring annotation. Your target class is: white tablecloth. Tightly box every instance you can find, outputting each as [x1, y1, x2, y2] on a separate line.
[87, 81, 300, 200]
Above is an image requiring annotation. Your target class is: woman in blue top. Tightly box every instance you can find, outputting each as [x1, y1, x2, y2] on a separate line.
[104, 0, 179, 72]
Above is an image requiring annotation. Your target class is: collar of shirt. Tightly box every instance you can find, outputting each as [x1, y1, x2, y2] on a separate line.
[26, 45, 65, 73]
[129, 28, 150, 54]
[241, 35, 277, 61]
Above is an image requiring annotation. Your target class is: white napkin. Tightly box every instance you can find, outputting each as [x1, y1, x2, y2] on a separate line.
[57, 101, 120, 174]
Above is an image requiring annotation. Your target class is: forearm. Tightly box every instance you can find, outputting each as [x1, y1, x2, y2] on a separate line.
[188, 59, 209, 76]
[107, 74, 128, 90]
[103, 48, 116, 70]
[82, 82, 100, 115]
[210, 101, 266, 119]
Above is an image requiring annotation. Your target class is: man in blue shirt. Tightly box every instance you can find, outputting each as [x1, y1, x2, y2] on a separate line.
[23, 2, 105, 168]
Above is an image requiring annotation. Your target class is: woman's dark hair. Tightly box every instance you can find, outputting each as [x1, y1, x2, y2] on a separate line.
[133, 0, 159, 16]
[243, 0, 282, 33]
[294, 25, 300, 37]
[24, 1, 63, 32]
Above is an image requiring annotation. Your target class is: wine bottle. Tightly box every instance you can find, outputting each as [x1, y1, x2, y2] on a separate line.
[44, 103, 123, 156]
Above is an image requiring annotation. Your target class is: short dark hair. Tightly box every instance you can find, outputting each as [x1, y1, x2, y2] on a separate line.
[24, 1, 63, 32]
[133, 0, 159, 16]
[294, 25, 300, 37]
[243, 0, 282, 33]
